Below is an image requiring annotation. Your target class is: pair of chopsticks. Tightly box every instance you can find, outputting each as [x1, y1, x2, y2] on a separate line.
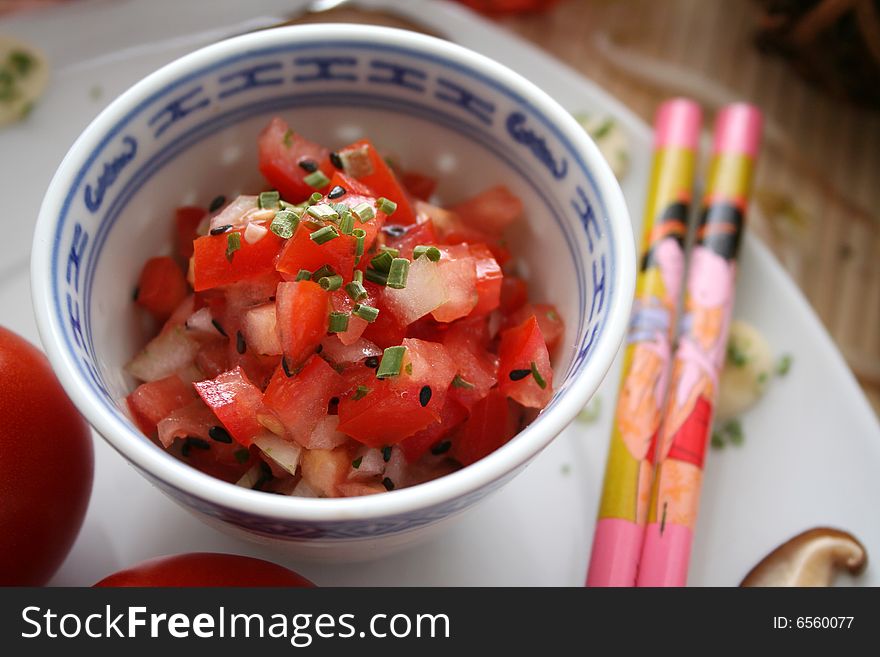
[586, 99, 763, 587]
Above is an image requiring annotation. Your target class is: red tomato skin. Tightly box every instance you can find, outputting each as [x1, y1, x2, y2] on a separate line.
[399, 397, 468, 462]
[450, 388, 518, 466]
[135, 257, 189, 322]
[384, 218, 438, 259]
[258, 118, 332, 203]
[192, 230, 284, 292]
[276, 222, 357, 282]
[500, 276, 529, 313]
[400, 170, 437, 201]
[175, 206, 206, 259]
[275, 281, 330, 367]
[126, 375, 195, 435]
[449, 184, 522, 235]
[193, 367, 264, 446]
[338, 139, 417, 224]
[505, 302, 564, 352]
[0, 327, 93, 585]
[497, 316, 553, 408]
[360, 282, 407, 349]
[94, 553, 314, 587]
[336, 379, 436, 447]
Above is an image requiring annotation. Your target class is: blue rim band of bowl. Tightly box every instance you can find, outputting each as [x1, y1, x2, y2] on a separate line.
[32, 25, 635, 524]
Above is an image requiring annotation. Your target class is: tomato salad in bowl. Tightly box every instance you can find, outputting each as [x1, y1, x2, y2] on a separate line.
[125, 117, 563, 499]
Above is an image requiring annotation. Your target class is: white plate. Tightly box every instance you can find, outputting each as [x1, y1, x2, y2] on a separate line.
[2, 0, 877, 586]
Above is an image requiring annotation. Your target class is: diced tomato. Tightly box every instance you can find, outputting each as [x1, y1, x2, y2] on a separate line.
[400, 170, 437, 202]
[126, 375, 195, 435]
[275, 280, 329, 367]
[360, 281, 407, 349]
[449, 184, 522, 235]
[276, 221, 357, 283]
[159, 295, 196, 335]
[337, 379, 436, 447]
[450, 388, 519, 467]
[260, 355, 345, 447]
[193, 367, 264, 446]
[398, 397, 468, 462]
[192, 229, 283, 292]
[320, 334, 381, 367]
[326, 171, 389, 255]
[157, 399, 217, 448]
[135, 257, 189, 322]
[258, 117, 332, 203]
[328, 290, 368, 346]
[195, 340, 229, 379]
[500, 276, 529, 313]
[383, 256, 447, 326]
[300, 447, 351, 497]
[336, 481, 385, 497]
[442, 319, 498, 408]
[497, 316, 553, 408]
[337, 139, 416, 224]
[505, 303, 564, 352]
[383, 219, 438, 259]
[469, 243, 502, 316]
[390, 338, 457, 413]
[175, 206, 206, 259]
[432, 245, 477, 322]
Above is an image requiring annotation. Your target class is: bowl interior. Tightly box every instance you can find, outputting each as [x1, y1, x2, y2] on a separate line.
[35, 25, 630, 521]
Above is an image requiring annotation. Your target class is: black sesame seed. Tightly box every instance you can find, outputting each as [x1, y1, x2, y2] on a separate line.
[364, 356, 380, 369]
[182, 436, 211, 457]
[508, 368, 532, 381]
[419, 385, 432, 407]
[210, 224, 233, 236]
[253, 461, 274, 490]
[329, 151, 344, 170]
[327, 185, 346, 200]
[315, 343, 323, 354]
[236, 330, 246, 354]
[381, 224, 407, 238]
[431, 440, 452, 456]
[382, 477, 395, 491]
[298, 158, 318, 173]
[211, 319, 227, 337]
[382, 445, 392, 462]
[208, 195, 226, 212]
[132, 286, 139, 302]
[208, 426, 233, 444]
[282, 357, 294, 378]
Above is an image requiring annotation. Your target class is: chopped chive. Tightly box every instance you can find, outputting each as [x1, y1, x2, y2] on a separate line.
[364, 356, 380, 369]
[382, 477, 395, 491]
[530, 361, 547, 389]
[338, 212, 355, 235]
[270, 209, 299, 238]
[295, 269, 312, 281]
[236, 330, 247, 354]
[431, 440, 452, 456]
[208, 426, 233, 444]
[327, 185, 346, 199]
[319, 274, 343, 291]
[208, 195, 226, 212]
[376, 345, 406, 378]
[419, 385, 432, 407]
[370, 250, 395, 273]
[233, 448, 251, 464]
[351, 201, 375, 223]
[353, 269, 364, 284]
[329, 151, 344, 169]
[387, 258, 410, 289]
[380, 246, 400, 257]
[377, 197, 397, 215]
[313, 265, 335, 280]
[382, 445, 392, 462]
[353, 228, 366, 259]
[353, 304, 380, 323]
[259, 190, 280, 209]
[509, 368, 531, 381]
[364, 268, 388, 286]
[304, 170, 330, 189]
[282, 357, 294, 378]
[352, 456, 363, 469]
[283, 130, 294, 148]
[776, 354, 793, 376]
[345, 280, 368, 302]
[310, 225, 339, 245]
[328, 311, 350, 333]
[298, 158, 318, 172]
[211, 319, 227, 337]
[353, 385, 371, 400]
[308, 191, 323, 204]
[451, 374, 475, 389]
[225, 232, 241, 261]
[307, 203, 339, 221]
[413, 245, 441, 261]
[210, 224, 233, 236]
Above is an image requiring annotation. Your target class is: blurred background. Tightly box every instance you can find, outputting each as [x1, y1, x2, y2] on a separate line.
[2, 0, 878, 415]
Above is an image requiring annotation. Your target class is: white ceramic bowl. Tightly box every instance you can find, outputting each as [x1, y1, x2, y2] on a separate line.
[31, 24, 634, 559]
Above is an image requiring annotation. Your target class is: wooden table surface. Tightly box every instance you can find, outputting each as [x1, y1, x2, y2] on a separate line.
[2, 0, 878, 416]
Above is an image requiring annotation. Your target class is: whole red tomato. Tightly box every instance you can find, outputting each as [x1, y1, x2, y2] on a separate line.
[0, 326, 93, 585]
[94, 553, 315, 587]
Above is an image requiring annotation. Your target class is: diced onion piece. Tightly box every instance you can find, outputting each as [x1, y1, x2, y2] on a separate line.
[253, 432, 302, 476]
[319, 335, 382, 365]
[306, 415, 349, 450]
[384, 256, 447, 325]
[349, 447, 386, 479]
[125, 326, 200, 382]
[338, 143, 373, 178]
[183, 307, 223, 338]
[209, 195, 258, 231]
[244, 221, 269, 244]
[382, 446, 409, 489]
[291, 479, 320, 498]
[242, 303, 282, 355]
[235, 463, 263, 489]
